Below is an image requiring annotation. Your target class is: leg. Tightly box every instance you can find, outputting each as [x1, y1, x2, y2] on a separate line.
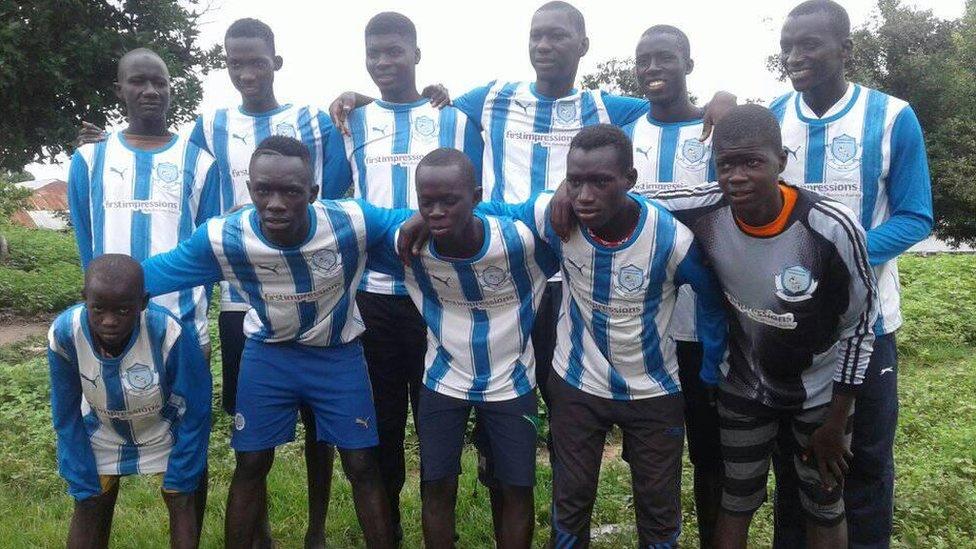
[67, 478, 119, 549]
[338, 448, 395, 548]
[619, 393, 685, 548]
[531, 282, 561, 407]
[548, 375, 612, 548]
[498, 484, 535, 549]
[713, 510, 754, 549]
[771, 436, 807, 549]
[191, 468, 208, 544]
[845, 333, 898, 549]
[163, 490, 200, 549]
[676, 340, 724, 549]
[300, 405, 334, 549]
[224, 450, 275, 548]
[421, 477, 459, 549]
[472, 415, 505, 542]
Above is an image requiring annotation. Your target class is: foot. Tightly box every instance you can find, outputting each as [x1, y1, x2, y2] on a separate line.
[304, 531, 326, 549]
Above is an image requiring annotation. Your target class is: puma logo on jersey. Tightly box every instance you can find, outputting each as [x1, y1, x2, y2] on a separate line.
[109, 167, 128, 181]
[79, 372, 100, 389]
[355, 417, 370, 429]
[784, 145, 801, 160]
[371, 125, 389, 136]
[431, 274, 453, 287]
[880, 367, 894, 375]
[256, 263, 281, 275]
[232, 133, 249, 145]
[513, 100, 530, 115]
[566, 257, 586, 276]
[636, 147, 652, 161]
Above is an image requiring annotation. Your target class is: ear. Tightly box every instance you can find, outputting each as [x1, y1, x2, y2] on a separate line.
[685, 57, 695, 76]
[113, 82, 122, 100]
[472, 185, 483, 205]
[579, 36, 590, 57]
[140, 292, 150, 310]
[273, 55, 284, 71]
[415, 47, 422, 66]
[309, 184, 320, 203]
[625, 166, 638, 191]
[777, 147, 789, 174]
[841, 37, 853, 62]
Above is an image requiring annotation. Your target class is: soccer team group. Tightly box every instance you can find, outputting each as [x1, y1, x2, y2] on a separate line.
[50, 0, 933, 547]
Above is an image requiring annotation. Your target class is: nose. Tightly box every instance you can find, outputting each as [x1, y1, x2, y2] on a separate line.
[100, 312, 120, 329]
[429, 203, 446, 218]
[784, 46, 801, 68]
[266, 193, 286, 211]
[576, 183, 596, 203]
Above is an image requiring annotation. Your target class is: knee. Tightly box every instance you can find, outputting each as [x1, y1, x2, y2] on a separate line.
[234, 450, 274, 480]
[341, 449, 381, 484]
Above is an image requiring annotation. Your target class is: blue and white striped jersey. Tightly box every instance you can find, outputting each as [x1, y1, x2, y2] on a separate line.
[480, 193, 729, 401]
[67, 132, 219, 343]
[625, 115, 715, 343]
[189, 103, 334, 311]
[770, 84, 933, 334]
[142, 200, 410, 347]
[370, 215, 558, 402]
[322, 98, 484, 296]
[454, 81, 649, 203]
[47, 303, 211, 500]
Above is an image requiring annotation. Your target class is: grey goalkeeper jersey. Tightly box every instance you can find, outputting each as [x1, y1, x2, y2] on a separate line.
[652, 183, 878, 409]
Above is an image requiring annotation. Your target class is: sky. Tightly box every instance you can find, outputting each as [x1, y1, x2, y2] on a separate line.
[28, 0, 965, 179]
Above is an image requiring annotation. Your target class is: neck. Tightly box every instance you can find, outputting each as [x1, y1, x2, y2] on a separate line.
[649, 93, 702, 123]
[591, 199, 639, 243]
[125, 117, 169, 137]
[535, 74, 576, 98]
[242, 94, 280, 114]
[733, 185, 784, 227]
[801, 77, 847, 117]
[380, 83, 422, 104]
[433, 216, 483, 259]
[91, 330, 127, 358]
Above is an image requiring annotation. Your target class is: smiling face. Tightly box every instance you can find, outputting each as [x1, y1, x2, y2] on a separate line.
[634, 32, 692, 104]
[225, 36, 282, 104]
[365, 32, 419, 98]
[247, 153, 316, 246]
[116, 53, 171, 125]
[565, 145, 637, 232]
[529, 7, 588, 85]
[714, 138, 786, 212]
[416, 163, 480, 245]
[779, 12, 850, 93]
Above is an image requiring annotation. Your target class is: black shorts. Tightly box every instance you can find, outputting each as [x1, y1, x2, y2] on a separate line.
[675, 340, 722, 471]
[218, 310, 247, 416]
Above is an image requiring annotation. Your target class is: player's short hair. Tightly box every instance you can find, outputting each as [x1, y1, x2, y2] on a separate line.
[225, 18, 276, 54]
[712, 104, 783, 153]
[416, 148, 477, 188]
[641, 24, 691, 62]
[536, 1, 586, 35]
[787, 0, 851, 40]
[365, 11, 417, 46]
[117, 48, 167, 80]
[251, 136, 313, 184]
[569, 124, 633, 174]
[85, 254, 144, 295]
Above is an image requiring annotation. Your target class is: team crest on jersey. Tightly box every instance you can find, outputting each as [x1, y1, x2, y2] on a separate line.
[677, 138, 709, 169]
[827, 134, 860, 171]
[121, 363, 159, 395]
[413, 116, 438, 140]
[309, 248, 341, 275]
[614, 264, 647, 296]
[274, 122, 298, 139]
[154, 162, 181, 191]
[479, 265, 509, 291]
[774, 265, 819, 302]
[555, 101, 577, 125]
[234, 413, 246, 431]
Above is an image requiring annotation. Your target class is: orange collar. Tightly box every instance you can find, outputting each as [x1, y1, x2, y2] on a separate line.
[735, 183, 798, 237]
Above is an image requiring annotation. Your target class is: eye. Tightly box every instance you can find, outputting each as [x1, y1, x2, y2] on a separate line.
[747, 159, 762, 168]
[117, 308, 129, 315]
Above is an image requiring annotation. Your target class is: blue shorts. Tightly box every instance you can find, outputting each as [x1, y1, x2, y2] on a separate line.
[231, 339, 379, 452]
[417, 385, 538, 487]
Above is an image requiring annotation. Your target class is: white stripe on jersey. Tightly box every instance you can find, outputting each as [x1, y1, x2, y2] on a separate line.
[205, 201, 368, 346]
[344, 100, 472, 295]
[403, 215, 550, 402]
[481, 82, 612, 203]
[74, 132, 212, 342]
[531, 194, 692, 400]
[626, 115, 714, 342]
[771, 84, 909, 333]
[49, 305, 183, 476]
[194, 103, 328, 311]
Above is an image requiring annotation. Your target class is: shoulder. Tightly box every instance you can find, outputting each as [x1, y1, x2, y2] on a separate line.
[769, 91, 796, 112]
[648, 182, 725, 210]
[145, 303, 184, 335]
[48, 304, 84, 356]
[801, 189, 864, 242]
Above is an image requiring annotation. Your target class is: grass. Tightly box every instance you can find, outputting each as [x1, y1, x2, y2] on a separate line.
[0, 225, 973, 547]
[0, 224, 82, 316]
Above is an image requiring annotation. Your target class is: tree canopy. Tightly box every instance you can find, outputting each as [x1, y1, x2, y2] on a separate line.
[0, 0, 222, 171]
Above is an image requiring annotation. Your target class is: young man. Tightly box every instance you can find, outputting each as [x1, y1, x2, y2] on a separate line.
[464, 124, 729, 548]
[769, 3, 933, 546]
[320, 13, 483, 540]
[623, 24, 722, 547]
[48, 255, 211, 549]
[648, 105, 878, 549]
[141, 136, 408, 548]
[373, 148, 557, 548]
[68, 48, 219, 349]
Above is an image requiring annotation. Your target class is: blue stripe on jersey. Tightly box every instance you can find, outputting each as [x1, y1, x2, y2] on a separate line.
[860, 89, 888, 227]
[580, 92, 601, 126]
[349, 109, 369, 198]
[324, 206, 360, 345]
[658, 126, 680, 182]
[489, 83, 520, 202]
[499, 222, 535, 396]
[509, 360, 531, 396]
[805, 125, 827, 184]
[130, 152, 153, 261]
[769, 94, 790, 123]
[91, 140, 108, 257]
[283, 249, 318, 339]
[454, 263, 491, 400]
[297, 107, 317, 180]
[591, 251, 630, 399]
[146, 311, 168, 389]
[222, 217, 270, 339]
[178, 146, 200, 325]
[438, 107, 458, 148]
[642, 210, 679, 394]
[392, 109, 411, 208]
[565, 298, 587, 388]
[213, 110, 234, 212]
[410, 256, 448, 384]
[254, 115, 272, 150]
[530, 101, 554, 196]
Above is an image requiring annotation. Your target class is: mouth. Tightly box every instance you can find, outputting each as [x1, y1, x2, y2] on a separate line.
[643, 79, 667, 92]
[239, 85, 261, 96]
[788, 68, 814, 82]
[726, 188, 754, 203]
[575, 208, 601, 221]
[428, 224, 453, 237]
[263, 217, 291, 229]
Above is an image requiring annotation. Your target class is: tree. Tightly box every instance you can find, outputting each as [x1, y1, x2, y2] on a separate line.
[0, 0, 223, 171]
[580, 57, 642, 97]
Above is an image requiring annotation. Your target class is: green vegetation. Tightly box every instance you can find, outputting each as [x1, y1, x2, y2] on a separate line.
[0, 224, 82, 316]
[0, 252, 973, 547]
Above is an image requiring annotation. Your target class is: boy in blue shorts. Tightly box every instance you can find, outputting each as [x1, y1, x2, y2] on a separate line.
[48, 255, 211, 548]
